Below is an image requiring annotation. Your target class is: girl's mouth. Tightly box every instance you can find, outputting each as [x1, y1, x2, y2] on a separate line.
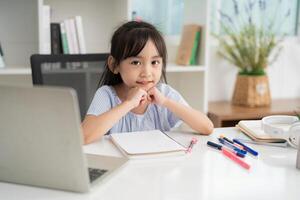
[136, 81, 154, 85]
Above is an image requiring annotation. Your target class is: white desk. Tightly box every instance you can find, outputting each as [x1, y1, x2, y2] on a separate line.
[1, 127, 299, 200]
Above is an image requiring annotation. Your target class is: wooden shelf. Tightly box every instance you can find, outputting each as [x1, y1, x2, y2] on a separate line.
[208, 99, 300, 127]
[166, 65, 206, 72]
[0, 65, 206, 74]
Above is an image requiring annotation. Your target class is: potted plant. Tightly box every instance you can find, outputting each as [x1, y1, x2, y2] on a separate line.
[214, 0, 290, 107]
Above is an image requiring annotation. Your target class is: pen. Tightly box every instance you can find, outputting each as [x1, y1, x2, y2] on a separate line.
[233, 139, 258, 156]
[207, 141, 245, 158]
[220, 135, 234, 144]
[219, 138, 246, 155]
[186, 138, 198, 153]
[220, 135, 244, 150]
[207, 141, 222, 150]
[218, 138, 247, 155]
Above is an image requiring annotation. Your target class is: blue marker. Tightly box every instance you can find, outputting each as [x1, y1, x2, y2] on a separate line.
[233, 139, 258, 156]
[218, 138, 247, 155]
[207, 141, 245, 158]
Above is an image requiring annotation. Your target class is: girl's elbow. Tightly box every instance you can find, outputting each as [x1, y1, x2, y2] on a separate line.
[83, 134, 102, 145]
[82, 127, 95, 145]
[207, 121, 214, 134]
[83, 136, 92, 145]
[81, 123, 98, 144]
[83, 133, 93, 145]
[82, 129, 105, 145]
[204, 126, 214, 135]
[200, 122, 214, 135]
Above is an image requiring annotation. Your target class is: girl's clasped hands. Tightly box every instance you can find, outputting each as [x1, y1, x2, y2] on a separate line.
[127, 86, 166, 108]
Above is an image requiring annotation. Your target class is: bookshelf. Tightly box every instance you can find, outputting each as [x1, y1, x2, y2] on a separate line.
[0, 0, 210, 112]
[164, 0, 210, 112]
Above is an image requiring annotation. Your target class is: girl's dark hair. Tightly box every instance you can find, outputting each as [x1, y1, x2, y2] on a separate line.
[98, 21, 167, 87]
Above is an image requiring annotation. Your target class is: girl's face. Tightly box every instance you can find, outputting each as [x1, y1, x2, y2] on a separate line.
[117, 39, 163, 91]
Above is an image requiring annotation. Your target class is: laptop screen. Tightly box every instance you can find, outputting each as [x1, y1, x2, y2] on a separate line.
[40, 60, 105, 120]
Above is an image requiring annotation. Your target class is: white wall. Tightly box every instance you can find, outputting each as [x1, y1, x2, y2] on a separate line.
[0, 0, 38, 67]
[208, 37, 300, 101]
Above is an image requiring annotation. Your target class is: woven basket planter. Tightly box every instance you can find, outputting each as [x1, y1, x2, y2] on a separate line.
[232, 75, 271, 107]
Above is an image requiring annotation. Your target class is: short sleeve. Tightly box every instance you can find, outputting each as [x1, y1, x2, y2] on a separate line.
[158, 84, 189, 128]
[86, 86, 113, 116]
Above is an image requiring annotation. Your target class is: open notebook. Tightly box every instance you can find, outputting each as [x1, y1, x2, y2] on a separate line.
[236, 120, 287, 143]
[110, 130, 187, 158]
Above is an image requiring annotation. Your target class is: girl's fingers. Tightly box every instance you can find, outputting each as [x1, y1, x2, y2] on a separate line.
[141, 89, 148, 97]
[147, 94, 153, 102]
[147, 87, 157, 103]
[148, 86, 155, 93]
[140, 98, 147, 105]
[147, 87, 155, 95]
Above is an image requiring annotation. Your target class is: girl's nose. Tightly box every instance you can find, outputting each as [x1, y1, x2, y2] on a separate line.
[140, 64, 151, 77]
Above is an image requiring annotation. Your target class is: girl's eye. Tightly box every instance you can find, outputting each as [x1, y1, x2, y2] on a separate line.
[152, 60, 160, 65]
[131, 60, 141, 65]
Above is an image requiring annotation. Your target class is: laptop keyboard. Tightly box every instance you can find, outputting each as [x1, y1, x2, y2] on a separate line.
[88, 168, 108, 183]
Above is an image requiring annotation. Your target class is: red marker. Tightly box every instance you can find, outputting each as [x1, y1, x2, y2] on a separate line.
[186, 138, 198, 153]
[222, 147, 250, 170]
[207, 141, 250, 170]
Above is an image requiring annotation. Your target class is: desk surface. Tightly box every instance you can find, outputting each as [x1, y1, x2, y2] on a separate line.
[1, 127, 299, 200]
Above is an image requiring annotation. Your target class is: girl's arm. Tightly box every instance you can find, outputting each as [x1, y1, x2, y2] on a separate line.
[82, 87, 147, 144]
[163, 98, 214, 135]
[82, 101, 134, 144]
[148, 87, 214, 135]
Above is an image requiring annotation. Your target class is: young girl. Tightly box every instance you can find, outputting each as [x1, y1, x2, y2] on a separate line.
[82, 21, 213, 144]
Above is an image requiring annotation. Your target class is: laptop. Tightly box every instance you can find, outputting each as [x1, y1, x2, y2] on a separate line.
[0, 85, 128, 193]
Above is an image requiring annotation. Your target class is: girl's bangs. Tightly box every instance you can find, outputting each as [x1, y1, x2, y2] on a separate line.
[122, 30, 149, 59]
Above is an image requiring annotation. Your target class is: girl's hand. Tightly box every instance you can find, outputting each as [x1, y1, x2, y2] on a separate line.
[147, 87, 167, 106]
[125, 87, 148, 108]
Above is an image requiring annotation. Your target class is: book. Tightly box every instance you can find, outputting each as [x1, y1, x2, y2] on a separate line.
[50, 23, 63, 54]
[234, 137, 288, 147]
[74, 16, 86, 54]
[0, 54, 5, 68]
[236, 120, 287, 143]
[110, 130, 186, 159]
[0, 42, 5, 68]
[64, 18, 79, 54]
[59, 22, 69, 54]
[38, 4, 51, 54]
[176, 24, 201, 66]
[68, 18, 80, 54]
[234, 130, 288, 147]
[190, 31, 201, 65]
[0, 42, 3, 56]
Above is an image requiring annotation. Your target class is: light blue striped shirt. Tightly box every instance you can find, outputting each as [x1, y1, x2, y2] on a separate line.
[87, 83, 188, 134]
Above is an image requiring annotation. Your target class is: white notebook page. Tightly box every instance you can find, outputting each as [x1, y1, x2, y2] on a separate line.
[110, 130, 186, 155]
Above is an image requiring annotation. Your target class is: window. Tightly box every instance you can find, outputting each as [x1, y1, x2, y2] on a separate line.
[131, 0, 184, 35]
[210, 0, 298, 35]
